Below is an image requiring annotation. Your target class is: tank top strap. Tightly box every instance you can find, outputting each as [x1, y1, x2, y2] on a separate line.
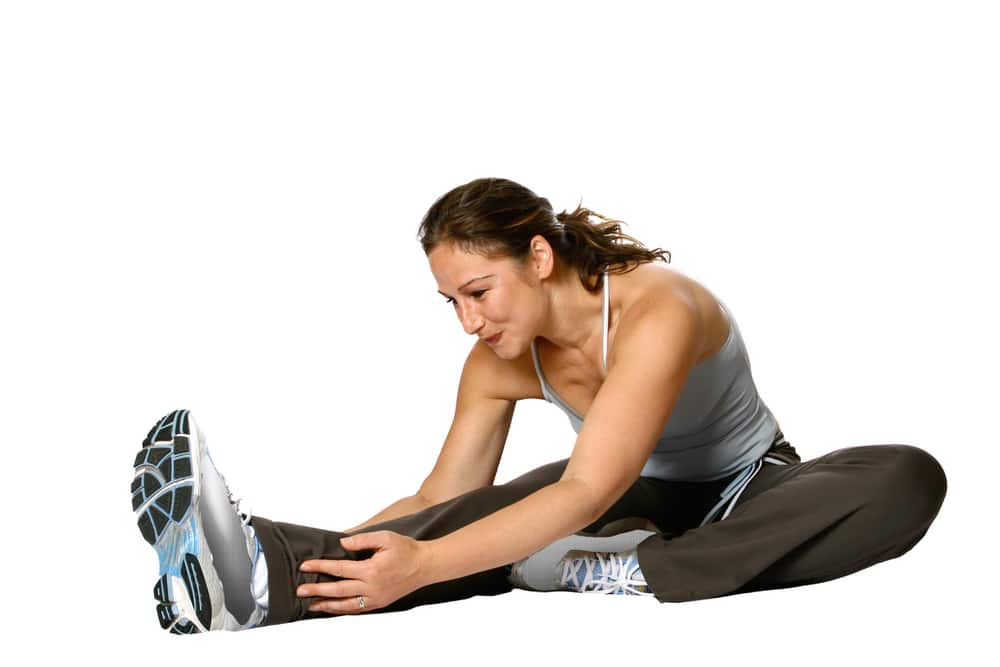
[602, 269, 609, 372]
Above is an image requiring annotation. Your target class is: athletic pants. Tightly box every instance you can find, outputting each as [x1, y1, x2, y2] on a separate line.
[252, 430, 947, 625]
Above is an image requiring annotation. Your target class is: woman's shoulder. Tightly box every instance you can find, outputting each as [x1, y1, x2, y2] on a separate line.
[607, 261, 707, 326]
[616, 261, 687, 307]
[613, 262, 729, 367]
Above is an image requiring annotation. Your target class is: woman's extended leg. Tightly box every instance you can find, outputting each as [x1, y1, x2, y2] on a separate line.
[633, 443, 948, 602]
[135, 407, 693, 632]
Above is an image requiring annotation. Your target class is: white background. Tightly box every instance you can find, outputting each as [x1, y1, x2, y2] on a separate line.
[1, 1, 996, 663]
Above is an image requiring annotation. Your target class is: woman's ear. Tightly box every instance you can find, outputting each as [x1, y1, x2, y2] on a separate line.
[528, 235, 555, 280]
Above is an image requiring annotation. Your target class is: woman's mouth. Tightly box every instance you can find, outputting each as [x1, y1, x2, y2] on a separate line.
[485, 332, 502, 345]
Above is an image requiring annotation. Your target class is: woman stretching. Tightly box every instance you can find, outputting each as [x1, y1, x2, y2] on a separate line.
[129, 177, 947, 633]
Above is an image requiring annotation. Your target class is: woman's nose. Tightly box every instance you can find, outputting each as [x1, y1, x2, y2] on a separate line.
[459, 305, 483, 335]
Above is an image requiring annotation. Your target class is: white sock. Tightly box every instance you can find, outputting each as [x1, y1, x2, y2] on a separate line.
[246, 524, 270, 616]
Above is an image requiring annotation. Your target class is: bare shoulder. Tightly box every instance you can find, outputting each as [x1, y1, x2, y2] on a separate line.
[611, 262, 726, 368]
[625, 262, 707, 308]
[463, 338, 546, 402]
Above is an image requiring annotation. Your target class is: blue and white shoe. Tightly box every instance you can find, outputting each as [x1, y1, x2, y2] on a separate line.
[130, 409, 268, 633]
[508, 528, 657, 596]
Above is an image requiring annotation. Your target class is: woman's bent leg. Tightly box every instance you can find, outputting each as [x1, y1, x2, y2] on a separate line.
[635, 444, 948, 602]
[252, 459, 570, 625]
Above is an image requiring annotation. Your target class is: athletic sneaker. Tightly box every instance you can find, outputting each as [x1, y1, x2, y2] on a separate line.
[559, 549, 654, 596]
[130, 409, 269, 633]
[508, 528, 657, 596]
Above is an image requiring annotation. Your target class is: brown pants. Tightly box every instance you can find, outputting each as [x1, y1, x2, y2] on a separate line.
[253, 431, 947, 625]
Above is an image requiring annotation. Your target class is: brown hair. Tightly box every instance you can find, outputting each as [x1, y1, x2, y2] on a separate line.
[417, 177, 671, 293]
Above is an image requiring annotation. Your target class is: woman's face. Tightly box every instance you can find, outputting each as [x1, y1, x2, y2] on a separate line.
[427, 242, 543, 357]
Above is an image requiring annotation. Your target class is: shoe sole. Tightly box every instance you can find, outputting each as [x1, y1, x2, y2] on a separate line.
[131, 409, 227, 633]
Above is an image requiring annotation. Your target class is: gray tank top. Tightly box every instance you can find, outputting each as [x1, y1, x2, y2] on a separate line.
[529, 269, 780, 482]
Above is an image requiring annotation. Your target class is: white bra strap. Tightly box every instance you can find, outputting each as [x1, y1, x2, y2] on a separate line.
[602, 269, 609, 372]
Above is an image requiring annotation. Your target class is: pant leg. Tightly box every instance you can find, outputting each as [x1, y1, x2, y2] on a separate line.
[635, 442, 948, 602]
[252, 458, 569, 625]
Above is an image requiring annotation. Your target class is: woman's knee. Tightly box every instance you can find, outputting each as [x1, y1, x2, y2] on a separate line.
[896, 444, 947, 505]
[872, 444, 948, 526]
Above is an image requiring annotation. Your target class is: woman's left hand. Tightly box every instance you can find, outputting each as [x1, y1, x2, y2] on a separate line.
[297, 531, 431, 615]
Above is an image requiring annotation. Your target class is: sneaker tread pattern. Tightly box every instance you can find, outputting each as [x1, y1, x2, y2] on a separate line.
[132, 410, 195, 545]
[131, 409, 213, 634]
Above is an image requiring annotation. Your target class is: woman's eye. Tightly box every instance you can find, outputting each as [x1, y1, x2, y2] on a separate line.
[444, 291, 486, 305]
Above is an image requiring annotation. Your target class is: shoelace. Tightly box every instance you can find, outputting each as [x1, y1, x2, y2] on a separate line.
[560, 550, 654, 595]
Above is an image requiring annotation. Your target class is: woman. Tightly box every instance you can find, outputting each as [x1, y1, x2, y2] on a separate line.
[130, 177, 947, 634]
